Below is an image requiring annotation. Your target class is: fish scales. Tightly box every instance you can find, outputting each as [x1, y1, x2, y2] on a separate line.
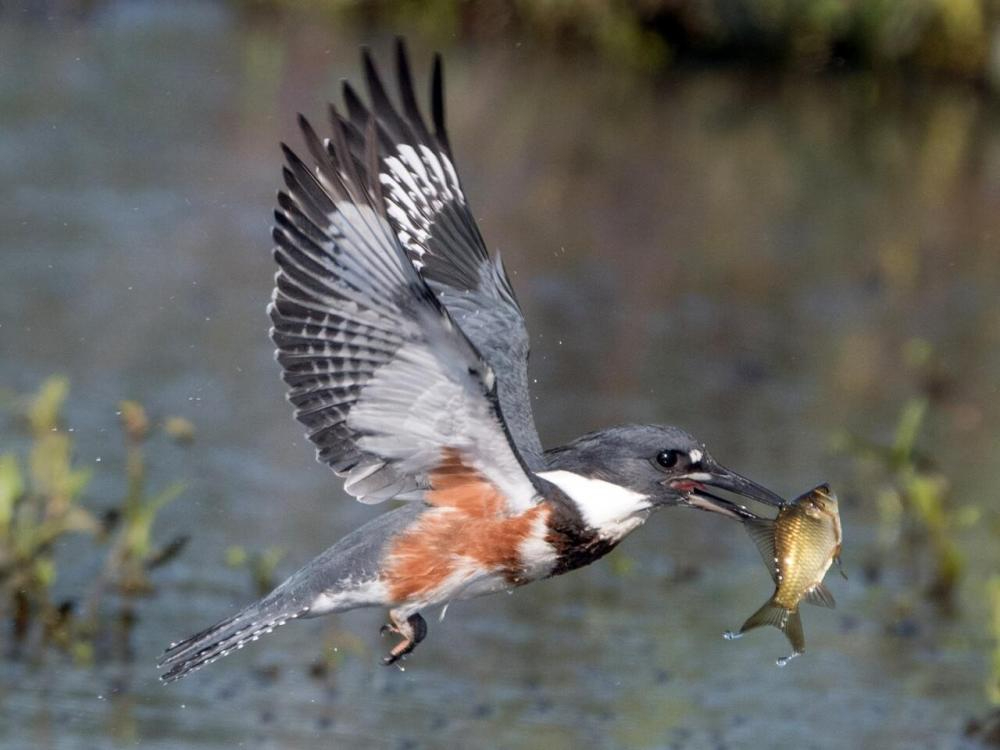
[725, 483, 843, 666]
[773, 504, 838, 609]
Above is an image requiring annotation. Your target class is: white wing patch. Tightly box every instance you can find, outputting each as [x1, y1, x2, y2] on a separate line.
[380, 144, 464, 258]
[536, 470, 652, 542]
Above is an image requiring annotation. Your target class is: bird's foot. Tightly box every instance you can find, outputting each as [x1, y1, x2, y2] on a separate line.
[381, 612, 427, 666]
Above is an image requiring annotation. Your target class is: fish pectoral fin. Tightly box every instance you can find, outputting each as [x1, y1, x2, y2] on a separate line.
[802, 582, 836, 609]
[836, 556, 848, 580]
[743, 518, 778, 582]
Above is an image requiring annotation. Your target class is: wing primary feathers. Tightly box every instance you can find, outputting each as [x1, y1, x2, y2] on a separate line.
[298, 114, 339, 179]
[269, 42, 546, 509]
[431, 53, 450, 155]
[342, 78, 394, 155]
[274, 198, 329, 249]
[324, 113, 413, 294]
[364, 116, 388, 218]
[340, 81, 370, 134]
[280, 146, 336, 216]
[362, 46, 415, 147]
[395, 38, 434, 146]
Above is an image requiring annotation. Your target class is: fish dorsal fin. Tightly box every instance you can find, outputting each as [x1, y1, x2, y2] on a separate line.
[803, 582, 836, 609]
[744, 517, 778, 582]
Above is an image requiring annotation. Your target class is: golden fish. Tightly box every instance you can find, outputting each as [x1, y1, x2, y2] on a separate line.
[724, 483, 843, 666]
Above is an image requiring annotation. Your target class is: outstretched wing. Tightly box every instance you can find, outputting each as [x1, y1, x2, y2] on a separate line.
[328, 40, 543, 468]
[270, 111, 542, 513]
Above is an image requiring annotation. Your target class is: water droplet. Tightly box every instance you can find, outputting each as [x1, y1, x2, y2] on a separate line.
[776, 652, 799, 667]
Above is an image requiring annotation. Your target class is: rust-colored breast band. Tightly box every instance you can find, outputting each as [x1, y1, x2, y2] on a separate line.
[381, 449, 548, 603]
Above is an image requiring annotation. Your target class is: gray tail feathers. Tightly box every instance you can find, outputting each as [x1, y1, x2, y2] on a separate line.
[158, 597, 311, 683]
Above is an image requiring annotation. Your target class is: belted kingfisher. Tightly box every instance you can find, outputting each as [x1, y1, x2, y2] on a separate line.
[159, 40, 785, 682]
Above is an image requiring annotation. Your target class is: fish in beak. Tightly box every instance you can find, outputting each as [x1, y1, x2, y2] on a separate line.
[672, 464, 786, 521]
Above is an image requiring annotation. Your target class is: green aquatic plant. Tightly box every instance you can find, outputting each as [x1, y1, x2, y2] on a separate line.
[877, 396, 964, 603]
[226, 544, 286, 597]
[100, 400, 188, 596]
[989, 576, 1000, 705]
[0, 377, 190, 658]
[833, 341, 971, 610]
[0, 377, 98, 644]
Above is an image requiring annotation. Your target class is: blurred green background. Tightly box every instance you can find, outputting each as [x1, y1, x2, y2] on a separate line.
[1, 1, 999, 748]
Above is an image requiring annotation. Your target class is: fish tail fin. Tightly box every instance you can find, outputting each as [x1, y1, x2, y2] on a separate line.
[738, 597, 786, 635]
[729, 597, 805, 660]
[783, 609, 804, 655]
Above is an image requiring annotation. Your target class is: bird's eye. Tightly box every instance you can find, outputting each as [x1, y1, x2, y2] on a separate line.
[656, 449, 681, 469]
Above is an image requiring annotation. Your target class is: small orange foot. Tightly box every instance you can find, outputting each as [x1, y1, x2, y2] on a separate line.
[380, 611, 427, 665]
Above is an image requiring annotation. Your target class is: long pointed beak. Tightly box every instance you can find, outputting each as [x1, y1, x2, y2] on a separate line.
[673, 465, 785, 521]
[704, 467, 786, 508]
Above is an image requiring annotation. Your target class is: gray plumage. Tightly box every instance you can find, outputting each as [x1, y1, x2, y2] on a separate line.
[335, 41, 543, 468]
[159, 504, 424, 682]
[159, 40, 787, 683]
[163, 41, 552, 682]
[271, 87, 542, 510]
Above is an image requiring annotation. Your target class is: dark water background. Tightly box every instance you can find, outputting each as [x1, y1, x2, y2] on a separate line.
[2, 3, 999, 748]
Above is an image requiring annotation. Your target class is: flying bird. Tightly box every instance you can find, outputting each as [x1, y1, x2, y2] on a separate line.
[159, 40, 785, 682]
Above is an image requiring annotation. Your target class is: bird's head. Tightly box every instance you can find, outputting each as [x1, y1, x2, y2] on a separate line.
[542, 424, 784, 527]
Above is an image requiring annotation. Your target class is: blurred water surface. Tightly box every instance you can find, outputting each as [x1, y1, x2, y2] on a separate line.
[1, 3, 1000, 749]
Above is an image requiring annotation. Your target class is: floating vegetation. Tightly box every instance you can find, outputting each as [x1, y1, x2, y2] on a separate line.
[0, 377, 191, 660]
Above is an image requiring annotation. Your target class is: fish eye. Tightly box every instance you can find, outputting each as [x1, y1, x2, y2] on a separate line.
[656, 449, 681, 469]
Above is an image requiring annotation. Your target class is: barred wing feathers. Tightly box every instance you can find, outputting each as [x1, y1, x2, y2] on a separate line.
[330, 40, 543, 467]
[270, 115, 540, 514]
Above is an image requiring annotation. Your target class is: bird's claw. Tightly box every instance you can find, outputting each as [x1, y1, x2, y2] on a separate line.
[382, 649, 409, 666]
[380, 612, 427, 666]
